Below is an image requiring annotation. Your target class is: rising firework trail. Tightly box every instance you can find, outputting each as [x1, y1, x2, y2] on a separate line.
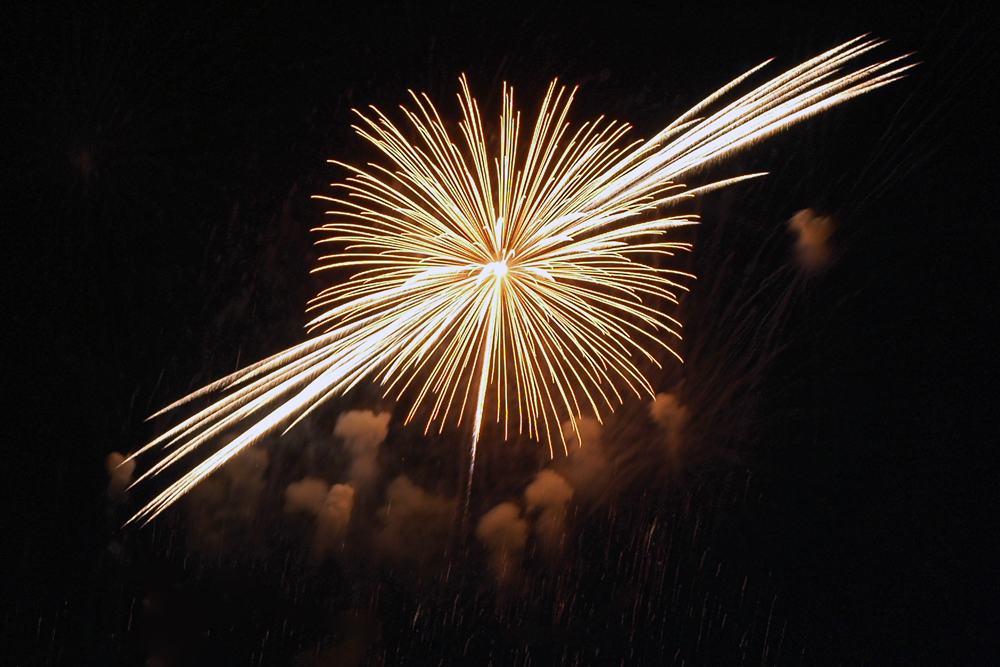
[127, 37, 911, 524]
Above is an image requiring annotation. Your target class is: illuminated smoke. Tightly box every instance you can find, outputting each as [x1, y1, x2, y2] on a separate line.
[476, 502, 528, 585]
[788, 208, 836, 272]
[221, 447, 269, 499]
[313, 483, 355, 556]
[284, 477, 330, 514]
[524, 470, 574, 557]
[650, 392, 688, 436]
[284, 477, 355, 556]
[105, 452, 135, 498]
[184, 447, 269, 554]
[559, 417, 608, 502]
[334, 410, 390, 488]
[374, 476, 455, 569]
[563, 416, 601, 450]
[650, 392, 689, 468]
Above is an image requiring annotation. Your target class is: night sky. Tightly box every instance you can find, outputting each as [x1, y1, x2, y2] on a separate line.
[2, 1, 998, 665]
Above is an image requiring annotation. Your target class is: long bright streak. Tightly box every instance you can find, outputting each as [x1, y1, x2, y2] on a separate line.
[127, 37, 910, 524]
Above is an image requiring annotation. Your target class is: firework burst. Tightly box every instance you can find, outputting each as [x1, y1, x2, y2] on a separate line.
[127, 36, 910, 523]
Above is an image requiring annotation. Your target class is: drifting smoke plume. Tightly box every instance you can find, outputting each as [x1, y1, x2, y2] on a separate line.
[476, 502, 528, 586]
[223, 447, 270, 494]
[374, 476, 454, 569]
[334, 410, 390, 488]
[650, 393, 689, 469]
[788, 208, 836, 272]
[314, 484, 355, 556]
[184, 447, 269, 554]
[105, 452, 135, 498]
[284, 477, 330, 515]
[284, 477, 356, 557]
[564, 417, 601, 449]
[559, 418, 609, 502]
[524, 470, 574, 557]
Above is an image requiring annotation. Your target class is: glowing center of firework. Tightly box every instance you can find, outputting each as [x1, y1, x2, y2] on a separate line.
[485, 260, 508, 279]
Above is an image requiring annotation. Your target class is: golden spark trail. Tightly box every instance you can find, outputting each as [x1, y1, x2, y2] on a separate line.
[127, 37, 912, 524]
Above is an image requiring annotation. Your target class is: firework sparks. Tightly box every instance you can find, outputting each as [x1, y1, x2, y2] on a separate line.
[127, 37, 910, 523]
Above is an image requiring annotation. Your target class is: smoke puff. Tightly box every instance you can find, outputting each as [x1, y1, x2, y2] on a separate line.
[476, 503, 528, 549]
[559, 418, 608, 500]
[334, 410, 390, 450]
[105, 452, 136, 498]
[525, 470, 573, 512]
[283, 477, 355, 557]
[183, 447, 269, 554]
[334, 410, 391, 487]
[650, 393, 689, 468]
[319, 484, 355, 531]
[562, 417, 601, 449]
[375, 476, 454, 568]
[313, 484, 356, 556]
[788, 208, 835, 272]
[476, 502, 528, 585]
[224, 447, 269, 485]
[285, 477, 330, 515]
[525, 470, 574, 556]
[650, 393, 685, 427]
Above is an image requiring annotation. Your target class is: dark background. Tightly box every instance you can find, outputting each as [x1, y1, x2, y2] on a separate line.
[2, 1, 997, 665]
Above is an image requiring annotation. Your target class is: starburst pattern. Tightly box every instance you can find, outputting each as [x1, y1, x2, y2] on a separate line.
[127, 37, 910, 523]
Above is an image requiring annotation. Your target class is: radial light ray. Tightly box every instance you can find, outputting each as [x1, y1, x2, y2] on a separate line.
[127, 37, 911, 524]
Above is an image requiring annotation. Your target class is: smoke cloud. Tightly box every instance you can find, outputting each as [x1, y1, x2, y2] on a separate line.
[284, 477, 330, 515]
[788, 208, 835, 272]
[563, 416, 601, 449]
[650, 393, 689, 470]
[184, 446, 269, 553]
[314, 483, 355, 556]
[476, 502, 528, 585]
[559, 418, 608, 501]
[105, 452, 136, 498]
[334, 410, 391, 487]
[223, 447, 269, 495]
[650, 393, 687, 435]
[524, 470, 573, 556]
[284, 477, 356, 557]
[374, 476, 455, 569]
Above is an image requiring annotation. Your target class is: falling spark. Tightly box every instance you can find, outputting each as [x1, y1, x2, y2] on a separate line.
[127, 37, 911, 523]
